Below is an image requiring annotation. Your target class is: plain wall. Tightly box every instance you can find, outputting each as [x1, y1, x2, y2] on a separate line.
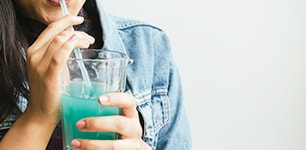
[102, 0, 306, 150]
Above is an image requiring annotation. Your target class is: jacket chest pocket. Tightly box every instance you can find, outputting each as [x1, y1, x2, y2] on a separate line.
[135, 87, 170, 149]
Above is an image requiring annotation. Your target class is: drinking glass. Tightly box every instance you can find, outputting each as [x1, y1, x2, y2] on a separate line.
[61, 49, 132, 150]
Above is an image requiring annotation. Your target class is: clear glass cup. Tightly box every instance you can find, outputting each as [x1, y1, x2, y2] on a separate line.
[61, 49, 132, 150]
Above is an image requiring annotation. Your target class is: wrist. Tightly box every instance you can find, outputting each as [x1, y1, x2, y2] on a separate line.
[0, 107, 59, 149]
[23, 104, 60, 127]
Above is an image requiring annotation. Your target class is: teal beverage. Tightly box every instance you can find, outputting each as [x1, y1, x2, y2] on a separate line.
[61, 82, 120, 149]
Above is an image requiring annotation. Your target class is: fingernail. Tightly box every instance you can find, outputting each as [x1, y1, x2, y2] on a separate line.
[99, 95, 109, 103]
[76, 120, 85, 129]
[89, 36, 95, 44]
[70, 34, 77, 41]
[75, 16, 84, 22]
[71, 139, 81, 148]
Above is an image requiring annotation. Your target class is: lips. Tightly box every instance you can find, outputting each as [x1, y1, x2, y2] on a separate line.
[48, 0, 70, 7]
[48, 0, 60, 6]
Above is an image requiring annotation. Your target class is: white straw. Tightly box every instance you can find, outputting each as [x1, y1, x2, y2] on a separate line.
[59, 0, 74, 32]
[59, 0, 91, 87]
[59, 0, 69, 16]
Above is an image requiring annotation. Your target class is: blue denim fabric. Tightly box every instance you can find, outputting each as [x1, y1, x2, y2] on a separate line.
[0, 0, 192, 149]
[96, 1, 192, 149]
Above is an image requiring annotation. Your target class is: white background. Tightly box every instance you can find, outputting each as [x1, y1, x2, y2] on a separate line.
[103, 0, 306, 150]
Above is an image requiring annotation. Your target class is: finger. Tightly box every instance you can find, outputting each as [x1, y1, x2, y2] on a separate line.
[73, 31, 95, 45]
[71, 139, 141, 150]
[76, 116, 141, 137]
[28, 15, 84, 53]
[98, 93, 138, 118]
[47, 32, 95, 78]
[46, 34, 78, 80]
[41, 30, 95, 67]
[49, 30, 95, 51]
[38, 31, 74, 69]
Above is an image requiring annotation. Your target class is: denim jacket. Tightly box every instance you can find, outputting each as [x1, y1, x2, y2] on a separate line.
[0, 0, 192, 149]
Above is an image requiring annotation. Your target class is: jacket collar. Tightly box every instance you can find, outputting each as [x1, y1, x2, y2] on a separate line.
[94, 0, 127, 55]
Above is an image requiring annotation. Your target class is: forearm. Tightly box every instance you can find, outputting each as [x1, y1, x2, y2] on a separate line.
[0, 109, 58, 150]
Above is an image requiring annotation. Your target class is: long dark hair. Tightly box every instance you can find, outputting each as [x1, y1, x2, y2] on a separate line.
[0, 0, 29, 122]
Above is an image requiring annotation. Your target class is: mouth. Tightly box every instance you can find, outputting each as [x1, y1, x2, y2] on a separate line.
[48, 0, 70, 7]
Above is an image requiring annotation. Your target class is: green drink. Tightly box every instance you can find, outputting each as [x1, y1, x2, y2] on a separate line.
[61, 49, 131, 150]
[61, 82, 120, 149]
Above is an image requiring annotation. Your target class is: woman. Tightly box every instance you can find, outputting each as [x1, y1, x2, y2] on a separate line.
[0, 0, 96, 149]
[0, 0, 192, 149]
